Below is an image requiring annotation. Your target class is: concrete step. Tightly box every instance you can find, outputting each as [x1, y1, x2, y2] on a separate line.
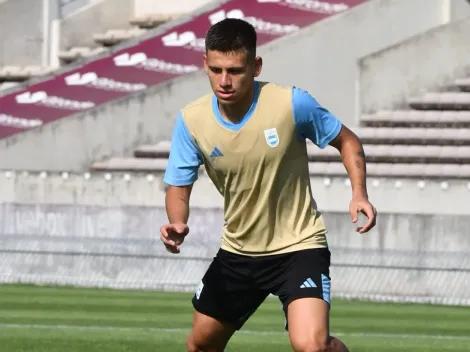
[90, 157, 470, 179]
[134, 141, 171, 158]
[353, 127, 470, 145]
[93, 28, 148, 46]
[0, 65, 54, 81]
[135, 129, 470, 156]
[91, 158, 168, 172]
[133, 142, 470, 164]
[361, 110, 470, 128]
[309, 144, 470, 164]
[307, 162, 470, 179]
[455, 77, 470, 92]
[0, 81, 20, 91]
[408, 92, 470, 111]
[129, 13, 179, 29]
[58, 46, 108, 64]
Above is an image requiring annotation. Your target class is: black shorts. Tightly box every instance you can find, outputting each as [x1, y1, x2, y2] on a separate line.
[192, 247, 331, 331]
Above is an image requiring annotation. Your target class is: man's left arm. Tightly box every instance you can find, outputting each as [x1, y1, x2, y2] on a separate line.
[328, 125, 377, 233]
[292, 87, 377, 233]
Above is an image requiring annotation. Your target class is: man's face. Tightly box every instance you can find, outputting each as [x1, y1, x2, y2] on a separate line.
[204, 49, 262, 105]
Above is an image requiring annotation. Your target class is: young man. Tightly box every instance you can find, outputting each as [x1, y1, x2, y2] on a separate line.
[161, 18, 377, 352]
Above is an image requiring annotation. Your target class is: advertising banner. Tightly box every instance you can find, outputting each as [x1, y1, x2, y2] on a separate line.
[0, 0, 365, 139]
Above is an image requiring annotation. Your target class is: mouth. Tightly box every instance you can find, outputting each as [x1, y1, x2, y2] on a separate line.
[217, 91, 235, 99]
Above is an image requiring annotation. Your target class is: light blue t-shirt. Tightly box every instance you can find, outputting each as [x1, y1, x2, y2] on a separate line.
[164, 85, 342, 186]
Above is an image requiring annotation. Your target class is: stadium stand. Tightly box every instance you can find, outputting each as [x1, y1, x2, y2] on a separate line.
[1, 0, 470, 306]
[2, 0, 470, 174]
[90, 74, 470, 178]
[0, 0, 186, 91]
[0, 0, 376, 167]
[58, 13, 180, 65]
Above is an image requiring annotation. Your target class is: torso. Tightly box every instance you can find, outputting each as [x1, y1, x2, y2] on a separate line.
[182, 81, 328, 256]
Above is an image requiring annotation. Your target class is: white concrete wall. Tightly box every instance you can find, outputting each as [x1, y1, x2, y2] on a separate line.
[1, 172, 469, 216]
[0, 0, 108, 66]
[0, 202, 469, 304]
[0, 0, 45, 66]
[359, 16, 470, 114]
[449, 0, 470, 21]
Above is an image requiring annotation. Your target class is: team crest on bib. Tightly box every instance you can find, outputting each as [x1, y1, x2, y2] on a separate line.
[264, 128, 280, 148]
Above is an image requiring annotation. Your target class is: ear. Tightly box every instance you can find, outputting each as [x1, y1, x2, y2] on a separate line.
[203, 54, 208, 73]
[254, 56, 263, 78]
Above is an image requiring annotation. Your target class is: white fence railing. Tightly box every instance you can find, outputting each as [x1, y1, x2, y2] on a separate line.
[0, 203, 469, 306]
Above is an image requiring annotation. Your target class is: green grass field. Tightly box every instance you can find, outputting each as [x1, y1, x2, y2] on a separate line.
[0, 284, 469, 351]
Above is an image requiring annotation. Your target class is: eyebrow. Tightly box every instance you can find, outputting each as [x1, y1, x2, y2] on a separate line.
[208, 65, 245, 71]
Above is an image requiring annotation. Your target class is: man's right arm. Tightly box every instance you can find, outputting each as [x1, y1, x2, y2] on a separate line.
[165, 184, 192, 224]
[163, 112, 203, 223]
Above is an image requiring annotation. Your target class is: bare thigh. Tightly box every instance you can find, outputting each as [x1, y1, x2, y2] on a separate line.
[186, 310, 236, 352]
[287, 298, 349, 352]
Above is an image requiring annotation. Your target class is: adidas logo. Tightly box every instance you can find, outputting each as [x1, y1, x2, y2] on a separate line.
[210, 147, 223, 158]
[300, 278, 317, 288]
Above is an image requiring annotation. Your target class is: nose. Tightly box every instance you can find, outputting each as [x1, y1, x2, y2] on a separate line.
[220, 73, 231, 88]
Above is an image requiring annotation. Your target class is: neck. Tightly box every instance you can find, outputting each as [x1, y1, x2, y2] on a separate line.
[218, 83, 255, 123]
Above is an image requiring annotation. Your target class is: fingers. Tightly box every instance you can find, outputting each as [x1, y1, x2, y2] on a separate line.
[165, 243, 180, 254]
[160, 224, 186, 254]
[174, 223, 189, 235]
[160, 226, 175, 246]
[161, 235, 180, 254]
[350, 204, 358, 224]
[357, 205, 377, 233]
[162, 223, 188, 236]
[160, 232, 177, 247]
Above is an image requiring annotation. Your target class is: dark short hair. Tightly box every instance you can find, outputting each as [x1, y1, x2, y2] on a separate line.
[205, 18, 257, 59]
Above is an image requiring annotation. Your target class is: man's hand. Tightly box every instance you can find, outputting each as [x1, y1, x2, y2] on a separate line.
[160, 223, 189, 254]
[349, 196, 377, 234]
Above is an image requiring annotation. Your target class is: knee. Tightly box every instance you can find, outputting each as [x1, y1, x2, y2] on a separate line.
[186, 334, 220, 352]
[186, 334, 204, 352]
[292, 336, 349, 352]
[291, 336, 329, 352]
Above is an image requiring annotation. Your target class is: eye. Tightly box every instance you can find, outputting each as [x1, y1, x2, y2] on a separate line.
[209, 67, 222, 74]
[228, 68, 244, 75]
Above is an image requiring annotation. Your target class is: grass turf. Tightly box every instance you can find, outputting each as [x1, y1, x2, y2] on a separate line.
[0, 284, 469, 351]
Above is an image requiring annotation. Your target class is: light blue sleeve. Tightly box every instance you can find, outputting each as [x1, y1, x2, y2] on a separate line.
[163, 112, 203, 186]
[292, 87, 342, 149]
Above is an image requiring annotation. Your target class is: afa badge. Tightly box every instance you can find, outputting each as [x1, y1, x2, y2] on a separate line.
[264, 128, 280, 148]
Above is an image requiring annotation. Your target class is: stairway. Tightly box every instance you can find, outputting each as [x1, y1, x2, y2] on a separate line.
[0, 13, 178, 92]
[90, 74, 470, 179]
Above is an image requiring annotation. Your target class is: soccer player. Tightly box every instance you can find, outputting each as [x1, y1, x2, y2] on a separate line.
[160, 18, 377, 352]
